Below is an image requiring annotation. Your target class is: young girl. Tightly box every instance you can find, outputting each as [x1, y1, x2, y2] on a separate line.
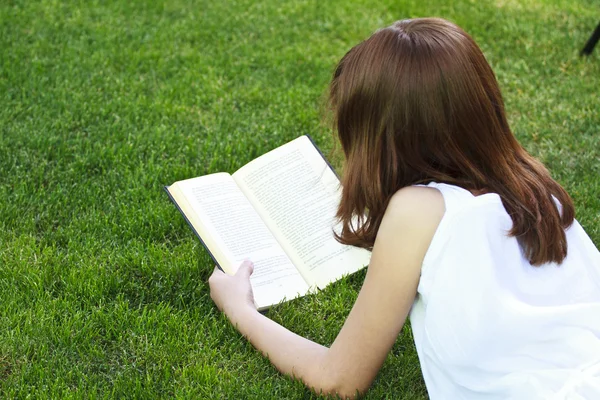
[208, 18, 600, 399]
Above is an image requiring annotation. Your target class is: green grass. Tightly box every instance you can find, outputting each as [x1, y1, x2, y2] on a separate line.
[1, 0, 598, 398]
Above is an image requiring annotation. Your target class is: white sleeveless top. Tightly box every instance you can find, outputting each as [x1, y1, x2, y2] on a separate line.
[410, 182, 600, 399]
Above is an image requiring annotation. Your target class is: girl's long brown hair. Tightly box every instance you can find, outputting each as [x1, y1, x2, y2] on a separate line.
[330, 18, 574, 266]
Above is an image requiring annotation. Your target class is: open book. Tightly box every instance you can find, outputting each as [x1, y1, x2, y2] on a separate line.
[165, 136, 371, 310]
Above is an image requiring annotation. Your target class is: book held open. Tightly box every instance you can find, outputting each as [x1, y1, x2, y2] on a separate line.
[165, 136, 371, 310]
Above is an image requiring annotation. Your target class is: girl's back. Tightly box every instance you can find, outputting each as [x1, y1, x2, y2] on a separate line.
[411, 182, 600, 399]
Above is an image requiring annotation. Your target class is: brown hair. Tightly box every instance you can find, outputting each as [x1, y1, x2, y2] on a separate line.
[330, 18, 574, 266]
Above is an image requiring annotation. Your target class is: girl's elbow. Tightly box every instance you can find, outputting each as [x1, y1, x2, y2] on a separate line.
[305, 354, 372, 398]
[330, 381, 369, 399]
[310, 372, 369, 399]
[315, 385, 366, 399]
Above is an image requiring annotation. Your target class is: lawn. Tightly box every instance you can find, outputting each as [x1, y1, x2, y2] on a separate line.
[1, 0, 599, 398]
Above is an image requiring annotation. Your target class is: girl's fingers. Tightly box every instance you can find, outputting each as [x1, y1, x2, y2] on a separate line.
[208, 266, 224, 283]
[236, 259, 254, 278]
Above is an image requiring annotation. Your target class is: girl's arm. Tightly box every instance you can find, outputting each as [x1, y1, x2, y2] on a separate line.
[209, 186, 444, 398]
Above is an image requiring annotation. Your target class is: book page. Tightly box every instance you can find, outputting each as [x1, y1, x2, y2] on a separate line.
[233, 136, 371, 289]
[170, 173, 310, 309]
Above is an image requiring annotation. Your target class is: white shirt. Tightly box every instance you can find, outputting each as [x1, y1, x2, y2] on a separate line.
[410, 182, 600, 399]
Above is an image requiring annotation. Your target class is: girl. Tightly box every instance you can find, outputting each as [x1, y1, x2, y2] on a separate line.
[208, 18, 600, 399]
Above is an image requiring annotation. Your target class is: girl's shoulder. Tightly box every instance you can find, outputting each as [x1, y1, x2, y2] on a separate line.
[387, 185, 445, 216]
[413, 182, 503, 216]
[383, 185, 446, 241]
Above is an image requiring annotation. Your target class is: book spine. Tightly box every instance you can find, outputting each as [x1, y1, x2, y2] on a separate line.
[305, 134, 339, 179]
[163, 186, 224, 272]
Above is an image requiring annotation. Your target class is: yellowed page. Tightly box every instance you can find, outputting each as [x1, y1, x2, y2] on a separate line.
[233, 136, 371, 289]
[169, 173, 309, 309]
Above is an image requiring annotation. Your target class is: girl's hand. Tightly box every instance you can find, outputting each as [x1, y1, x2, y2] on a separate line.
[208, 260, 257, 319]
